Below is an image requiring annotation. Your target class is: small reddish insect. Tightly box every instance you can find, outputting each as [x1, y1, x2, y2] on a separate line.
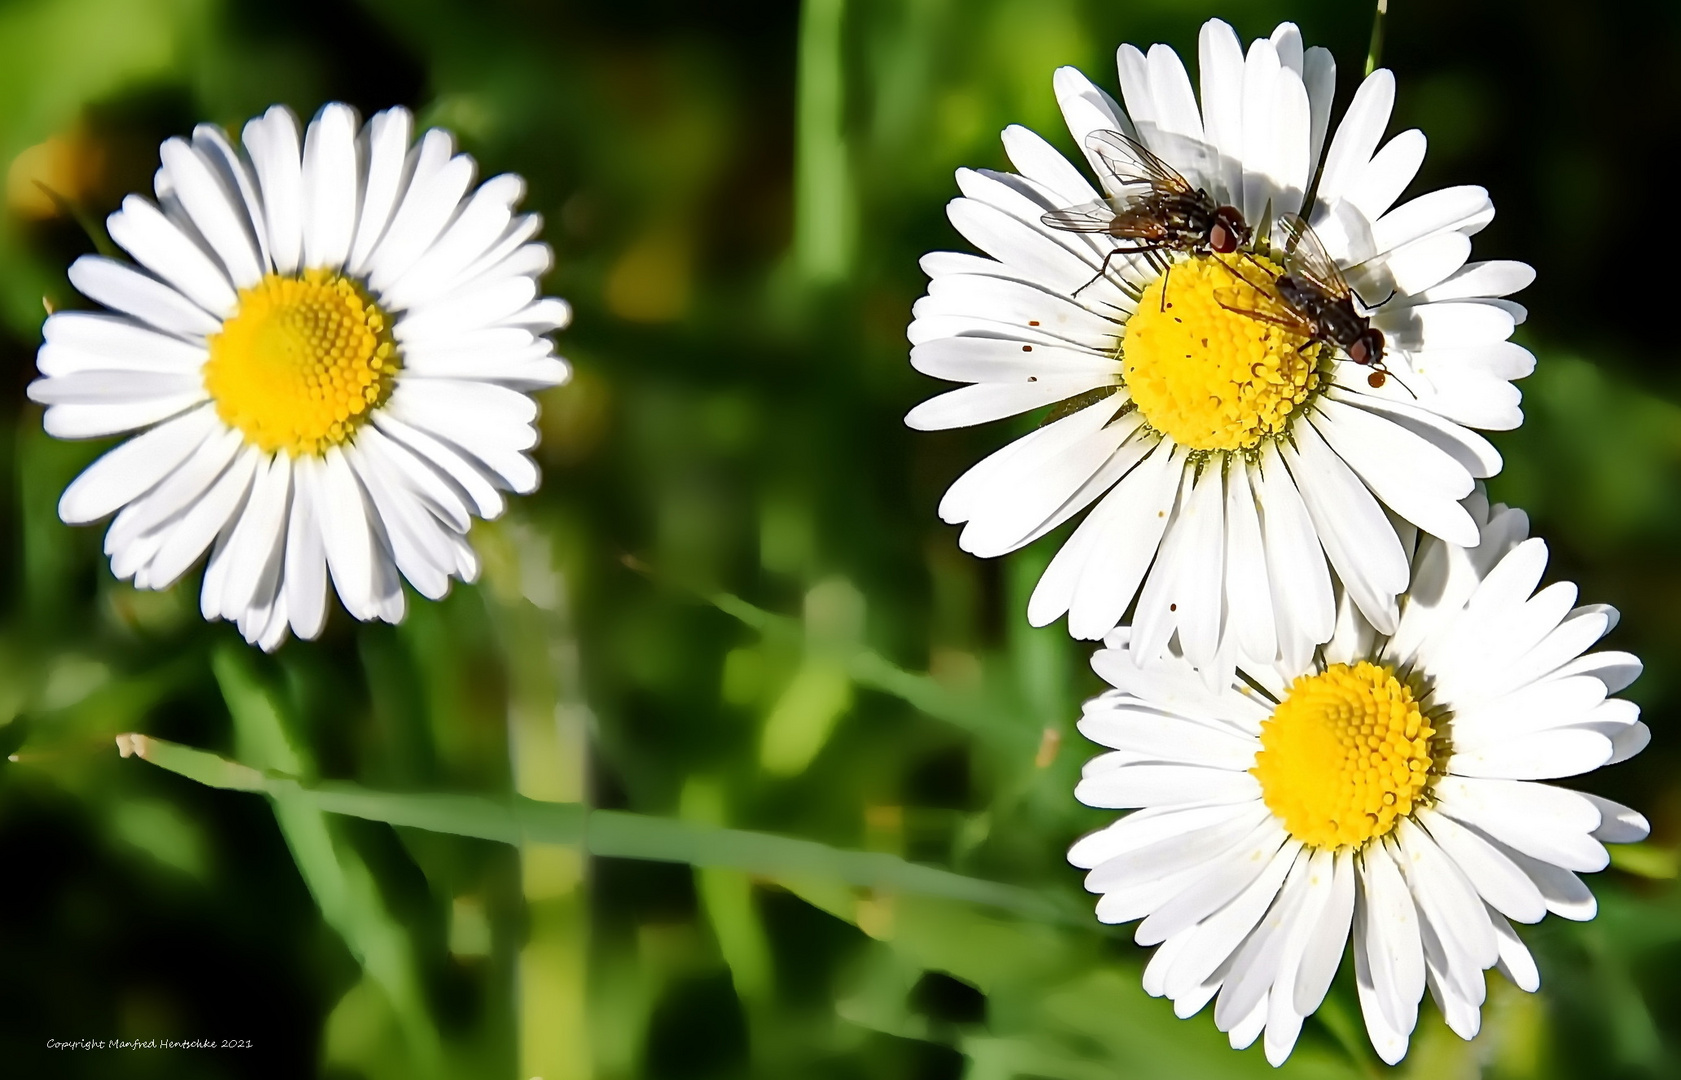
[1041, 130, 1251, 295]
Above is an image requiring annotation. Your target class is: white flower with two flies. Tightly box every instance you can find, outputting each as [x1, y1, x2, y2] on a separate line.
[908, 19, 1532, 675]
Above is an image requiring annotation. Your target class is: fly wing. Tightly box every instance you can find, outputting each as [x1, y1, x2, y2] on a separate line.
[1040, 197, 1123, 232]
[1275, 213, 1352, 300]
[1085, 130, 1195, 197]
[1212, 257, 1317, 336]
[1041, 197, 1173, 244]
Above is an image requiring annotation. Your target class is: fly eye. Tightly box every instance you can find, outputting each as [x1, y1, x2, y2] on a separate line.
[1347, 339, 1370, 366]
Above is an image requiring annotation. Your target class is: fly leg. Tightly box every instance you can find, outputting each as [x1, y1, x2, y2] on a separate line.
[1073, 244, 1151, 299]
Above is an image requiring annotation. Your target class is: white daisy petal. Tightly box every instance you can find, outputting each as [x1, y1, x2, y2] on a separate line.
[1074, 763, 1260, 810]
[367, 130, 475, 291]
[158, 137, 264, 288]
[1315, 70, 1394, 211]
[506, 298, 574, 335]
[386, 379, 540, 479]
[1196, 20, 1245, 205]
[1174, 467, 1231, 670]
[1359, 842, 1424, 1038]
[1252, 445, 1334, 670]
[944, 198, 1102, 296]
[347, 444, 454, 599]
[106, 195, 238, 317]
[57, 404, 220, 524]
[1498, 844, 1598, 921]
[1488, 909, 1540, 992]
[1077, 708, 1257, 771]
[284, 455, 331, 640]
[1394, 819, 1499, 970]
[1280, 418, 1406, 633]
[1343, 129, 1428, 228]
[920, 275, 1124, 349]
[1069, 802, 1246, 869]
[1372, 187, 1493, 256]
[39, 312, 207, 376]
[319, 446, 377, 620]
[1053, 66, 1131, 165]
[1261, 844, 1332, 1063]
[106, 427, 244, 556]
[381, 173, 526, 311]
[1269, 23, 1302, 75]
[372, 411, 506, 519]
[1415, 808, 1547, 924]
[1293, 848, 1356, 1015]
[41, 393, 208, 440]
[347, 107, 415, 275]
[1083, 808, 1268, 891]
[941, 400, 1137, 550]
[353, 425, 472, 533]
[1353, 898, 1411, 1065]
[190, 123, 272, 272]
[1135, 824, 1291, 946]
[1144, 43, 1206, 180]
[394, 275, 538, 340]
[1113, 44, 1154, 144]
[1416, 260, 1536, 303]
[910, 335, 1118, 382]
[243, 106, 305, 276]
[67, 256, 223, 338]
[1582, 793, 1649, 844]
[1001, 124, 1098, 208]
[1238, 38, 1283, 224]
[1308, 397, 1476, 545]
[1450, 730, 1613, 783]
[1213, 853, 1309, 1031]
[904, 376, 1102, 431]
[1300, 46, 1335, 177]
[1221, 457, 1275, 665]
[1052, 444, 1181, 639]
[1362, 230, 1471, 296]
[216, 452, 292, 617]
[146, 445, 260, 590]
[1326, 387, 1502, 481]
[30, 370, 205, 407]
[1585, 701, 1648, 765]
[1552, 649, 1641, 695]
[1160, 848, 1302, 1000]
[300, 103, 360, 271]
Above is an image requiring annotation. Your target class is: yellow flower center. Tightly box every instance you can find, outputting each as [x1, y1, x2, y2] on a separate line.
[1122, 254, 1322, 452]
[1252, 661, 1435, 850]
[202, 270, 400, 456]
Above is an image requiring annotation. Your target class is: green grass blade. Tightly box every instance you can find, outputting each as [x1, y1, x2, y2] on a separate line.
[211, 648, 445, 1078]
[122, 731, 1064, 922]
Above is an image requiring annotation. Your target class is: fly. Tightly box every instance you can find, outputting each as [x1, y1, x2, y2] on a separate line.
[1041, 131, 1250, 297]
[1214, 213, 1403, 392]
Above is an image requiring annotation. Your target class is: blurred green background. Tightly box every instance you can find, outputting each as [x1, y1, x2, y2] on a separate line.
[2, 0, 1680, 1077]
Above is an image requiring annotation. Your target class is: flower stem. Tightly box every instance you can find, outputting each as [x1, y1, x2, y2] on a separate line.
[795, 0, 854, 283]
[1365, 0, 1390, 75]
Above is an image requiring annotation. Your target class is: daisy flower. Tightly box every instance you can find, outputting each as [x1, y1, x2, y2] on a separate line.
[28, 103, 570, 650]
[907, 19, 1533, 674]
[1068, 488, 1648, 1065]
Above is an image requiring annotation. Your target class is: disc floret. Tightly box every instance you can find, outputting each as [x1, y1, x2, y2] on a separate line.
[1122, 254, 1322, 454]
[203, 270, 401, 456]
[1252, 660, 1436, 850]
